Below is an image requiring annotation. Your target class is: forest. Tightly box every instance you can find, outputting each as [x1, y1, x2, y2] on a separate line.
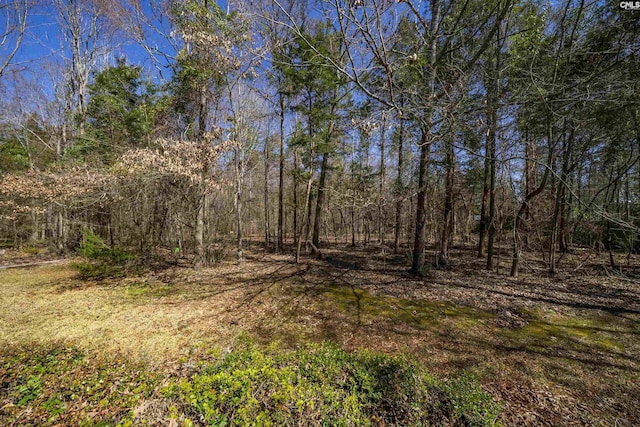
[0, 0, 638, 426]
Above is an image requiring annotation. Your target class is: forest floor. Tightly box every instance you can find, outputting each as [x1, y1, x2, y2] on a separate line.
[0, 243, 638, 426]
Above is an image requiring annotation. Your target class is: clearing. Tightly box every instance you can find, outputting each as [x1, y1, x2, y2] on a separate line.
[0, 243, 638, 426]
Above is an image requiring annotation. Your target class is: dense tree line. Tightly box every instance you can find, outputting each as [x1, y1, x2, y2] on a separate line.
[0, 0, 638, 276]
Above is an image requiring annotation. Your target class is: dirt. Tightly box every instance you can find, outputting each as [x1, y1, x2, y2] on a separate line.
[0, 242, 638, 426]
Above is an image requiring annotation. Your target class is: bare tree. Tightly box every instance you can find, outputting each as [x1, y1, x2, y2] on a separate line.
[56, 0, 111, 137]
[0, 0, 28, 79]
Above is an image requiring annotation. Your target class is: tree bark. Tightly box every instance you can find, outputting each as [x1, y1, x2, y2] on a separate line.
[485, 115, 497, 270]
[195, 194, 205, 268]
[394, 109, 405, 254]
[411, 128, 432, 274]
[312, 151, 328, 253]
[263, 136, 270, 248]
[485, 22, 502, 271]
[438, 139, 454, 268]
[277, 93, 285, 252]
[478, 136, 490, 258]
[293, 149, 299, 250]
[410, 0, 439, 275]
[378, 113, 386, 245]
[296, 175, 313, 263]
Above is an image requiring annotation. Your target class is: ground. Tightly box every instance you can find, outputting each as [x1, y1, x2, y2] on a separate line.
[0, 243, 638, 426]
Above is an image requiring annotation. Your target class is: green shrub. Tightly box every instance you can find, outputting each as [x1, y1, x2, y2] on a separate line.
[72, 229, 135, 279]
[166, 340, 502, 426]
[70, 261, 126, 279]
[1, 341, 501, 426]
[78, 229, 133, 263]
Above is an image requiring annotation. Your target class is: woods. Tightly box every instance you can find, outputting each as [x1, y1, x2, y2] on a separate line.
[1, 0, 638, 276]
[1, 2, 639, 425]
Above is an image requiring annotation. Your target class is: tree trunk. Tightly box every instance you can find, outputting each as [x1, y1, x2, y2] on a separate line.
[410, 0, 439, 275]
[478, 139, 490, 258]
[235, 147, 244, 264]
[312, 151, 328, 253]
[394, 109, 405, 254]
[411, 128, 432, 275]
[277, 93, 285, 252]
[549, 123, 573, 273]
[378, 113, 387, 245]
[263, 136, 270, 248]
[485, 117, 497, 270]
[485, 21, 504, 271]
[296, 176, 313, 263]
[438, 140, 454, 268]
[312, 103, 336, 252]
[56, 208, 66, 253]
[293, 149, 299, 250]
[195, 194, 205, 268]
[558, 126, 573, 253]
[524, 132, 536, 248]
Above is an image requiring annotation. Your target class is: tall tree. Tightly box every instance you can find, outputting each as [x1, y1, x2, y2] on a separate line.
[170, 0, 245, 266]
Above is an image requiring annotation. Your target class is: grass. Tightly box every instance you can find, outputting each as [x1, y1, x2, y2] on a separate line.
[0, 251, 638, 426]
[0, 265, 237, 362]
[500, 310, 627, 353]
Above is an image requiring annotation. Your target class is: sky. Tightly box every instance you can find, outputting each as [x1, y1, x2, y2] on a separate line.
[3, 1, 184, 88]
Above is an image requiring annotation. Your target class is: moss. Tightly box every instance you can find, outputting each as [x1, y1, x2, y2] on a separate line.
[501, 311, 625, 353]
[322, 284, 494, 330]
[125, 281, 176, 298]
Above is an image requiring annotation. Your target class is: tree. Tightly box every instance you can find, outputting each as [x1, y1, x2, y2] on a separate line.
[277, 24, 348, 258]
[81, 59, 159, 164]
[0, 0, 28, 79]
[169, 0, 247, 266]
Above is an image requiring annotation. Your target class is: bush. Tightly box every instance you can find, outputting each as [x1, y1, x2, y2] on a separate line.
[21, 245, 41, 256]
[1, 341, 502, 426]
[78, 229, 133, 263]
[165, 340, 502, 426]
[72, 229, 136, 279]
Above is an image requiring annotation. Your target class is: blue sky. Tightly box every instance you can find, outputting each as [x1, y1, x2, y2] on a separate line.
[5, 1, 186, 85]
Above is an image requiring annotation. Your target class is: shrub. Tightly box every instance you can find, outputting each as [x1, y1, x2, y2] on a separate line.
[21, 245, 41, 256]
[78, 229, 133, 263]
[72, 229, 136, 279]
[166, 340, 502, 426]
[1, 341, 502, 426]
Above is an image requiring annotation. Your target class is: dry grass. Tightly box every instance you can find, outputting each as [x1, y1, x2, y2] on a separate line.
[0, 264, 241, 364]
[1, 244, 639, 425]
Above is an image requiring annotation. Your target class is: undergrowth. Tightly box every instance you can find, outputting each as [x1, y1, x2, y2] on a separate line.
[0, 339, 501, 426]
[71, 229, 136, 279]
[0, 344, 158, 426]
